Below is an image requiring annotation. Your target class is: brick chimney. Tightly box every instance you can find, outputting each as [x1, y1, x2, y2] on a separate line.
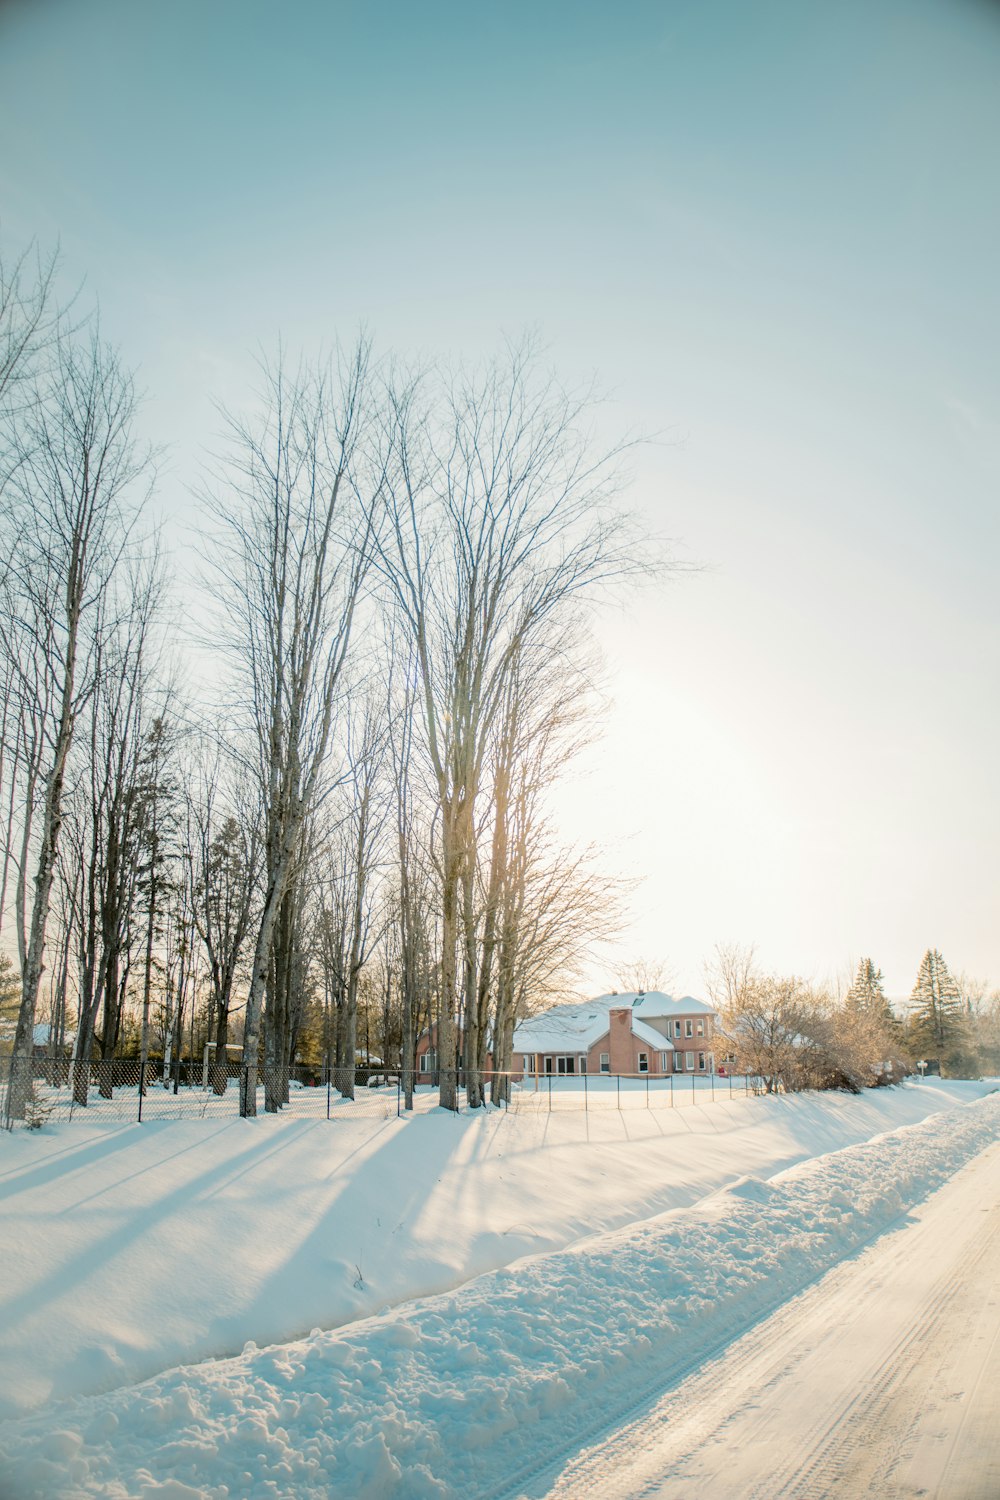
[608, 1006, 633, 1073]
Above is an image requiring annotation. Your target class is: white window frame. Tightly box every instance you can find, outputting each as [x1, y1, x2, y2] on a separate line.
[696, 1020, 704, 1037]
[698, 1052, 706, 1071]
[638, 1052, 648, 1073]
[599, 1052, 610, 1073]
[674, 1019, 682, 1037]
[686, 1051, 695, 1070]
[579, 1055, 587, 1074]
[660, 1052, 669, 1071]
[684, 1019, 694, 1038]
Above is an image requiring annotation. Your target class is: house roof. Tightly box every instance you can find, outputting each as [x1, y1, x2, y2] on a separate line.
[631, 1017, 675, 1051]
[513, 1006, 613, 1054]
[513, 990, 714, 1055]
[594, 990, 716, 1018]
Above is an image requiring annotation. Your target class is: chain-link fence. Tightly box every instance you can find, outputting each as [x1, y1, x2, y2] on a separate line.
[506, 1069, 768, 1112]
[1, 1057, 770, 1130]
[0, 1057, 412, 1127]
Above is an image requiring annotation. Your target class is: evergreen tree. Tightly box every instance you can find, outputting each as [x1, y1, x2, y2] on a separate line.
[844, 956, 907, 1083]
[845, 958, 891, 1019]
[908, 949, 972, 1076]
[0, 950, 20, 1055]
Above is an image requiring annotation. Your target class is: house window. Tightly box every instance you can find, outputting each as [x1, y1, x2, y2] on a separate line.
[686, 1051, 694, 1070]
[556, 1056, 576, 1075]
[420, 1051, 436, 1074]
[673, 1020, 681, 1038]
[660, 1052, 669, 1071]
[696, 1020, 704, 1037]
[544, 1056, 553, 1074]
[698, 1052, 706, 1071]
[638, 1052, 648, 1073]
[600, 1052, 610, 1073]
[684, 1020, 693, 1038]
[579, 1055, 587, 1074]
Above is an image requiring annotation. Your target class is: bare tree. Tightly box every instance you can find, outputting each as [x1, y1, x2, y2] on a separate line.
[704, 941, 759, 1013]
[377, 345, 646, 1107]
[188, 755, 261, 1094]
[57, 555, 162, 1104]
[207, 345, 378, 1117]
[315, 692, 391, 1100]
[484, 640, 626, 1097]
[720, 971, 807, 1093]
[1, 327, 152, 1120]
[0, 241, 60, 410]
[614, 957, 676, 996]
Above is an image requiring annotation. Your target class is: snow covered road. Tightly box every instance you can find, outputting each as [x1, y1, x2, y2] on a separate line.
[535, 1134, 1000, 1500]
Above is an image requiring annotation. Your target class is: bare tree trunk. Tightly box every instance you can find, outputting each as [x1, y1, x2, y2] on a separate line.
[139, 819, 158, 1093]
[211, 348, 374, 1119]
[3, 330, 152, 1121]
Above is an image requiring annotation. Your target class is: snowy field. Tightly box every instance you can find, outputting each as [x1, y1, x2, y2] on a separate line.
[0, 1079, 996, 1498]
[19, 1069, 756, 1128]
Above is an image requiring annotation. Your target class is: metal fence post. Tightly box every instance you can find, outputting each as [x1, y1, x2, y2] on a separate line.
[397, 1074, 401, 1119]
[584, 1069, 588, 1113]
[670, 1073, 674, 1108]
[711, 1070, 715, 1103]
[547, 1072, 552, 1113]
[692, 1073, 695, 1105]
[138, 1059, 145, 1123]
[645, 1072, 649, 1109]
[616, 1073, 620, 1112]
[327, 1076, 331, 1120]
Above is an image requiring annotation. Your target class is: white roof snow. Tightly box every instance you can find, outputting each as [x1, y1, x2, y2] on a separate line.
[513, 1007, 612, 1054]
[594, 990, 716, 1018]
[630, 1017, 675, 1051]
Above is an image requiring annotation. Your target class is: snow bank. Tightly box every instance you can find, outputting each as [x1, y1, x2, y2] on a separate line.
[0, 1088, 997, 1500]
[0, 1079, 989, 1421]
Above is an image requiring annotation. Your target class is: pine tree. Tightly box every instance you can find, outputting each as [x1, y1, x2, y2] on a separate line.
[908, 949, 971, 1076]
[0, 950, 20, 1054]
[843, 957, 906, 1083]
[845, 958, 892, 1020]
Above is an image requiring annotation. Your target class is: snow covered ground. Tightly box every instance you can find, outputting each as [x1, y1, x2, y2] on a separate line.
[0, 1080, 996, 1498]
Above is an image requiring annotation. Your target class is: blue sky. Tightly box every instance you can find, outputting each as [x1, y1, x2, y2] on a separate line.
[2, 0, 998, 995]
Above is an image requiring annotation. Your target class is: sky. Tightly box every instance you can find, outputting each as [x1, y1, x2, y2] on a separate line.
[1, 0, 998, 999]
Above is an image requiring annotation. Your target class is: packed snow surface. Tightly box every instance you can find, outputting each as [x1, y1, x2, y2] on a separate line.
[543, 1134, 1000, 1498]
[0, 1081, 996, 1498]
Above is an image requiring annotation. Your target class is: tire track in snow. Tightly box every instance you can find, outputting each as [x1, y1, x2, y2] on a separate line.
[744, 1178, 1000, 1499]
[534, 1140, 1000, 1500]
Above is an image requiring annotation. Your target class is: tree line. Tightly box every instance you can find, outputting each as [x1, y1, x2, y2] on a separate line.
[0, 246, 638, 1121]
[1, 245, 994, 1125]
[706, 944, 999, 1091]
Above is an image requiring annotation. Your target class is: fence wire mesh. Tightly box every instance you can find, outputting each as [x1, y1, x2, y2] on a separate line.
[1, 1057, 768, 1130]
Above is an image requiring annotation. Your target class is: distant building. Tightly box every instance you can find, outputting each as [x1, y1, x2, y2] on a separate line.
[512, 991, 717, 1077]
[413, 990, 718, 1078]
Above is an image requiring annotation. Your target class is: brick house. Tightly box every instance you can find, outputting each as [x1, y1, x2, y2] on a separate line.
[511, 991, 717, 1077]
[413, 991, 718, 1078]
